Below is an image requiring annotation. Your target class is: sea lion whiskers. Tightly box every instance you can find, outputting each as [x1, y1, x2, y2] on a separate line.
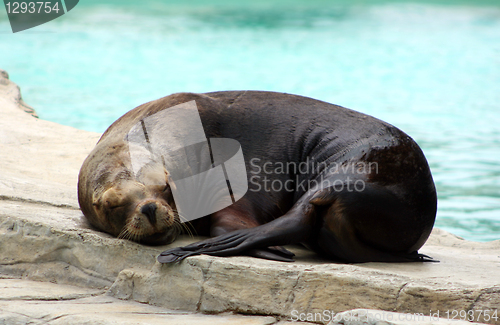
[117, 226, 133, 241]
[173, 212, 196, 238]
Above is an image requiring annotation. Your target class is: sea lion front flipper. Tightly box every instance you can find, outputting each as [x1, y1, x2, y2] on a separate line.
[157, 244, 295, 263]
[157, 248, 198, 263]
[268, 245, 295, 258]
[158, 212, 310, 264]
[245, 247, 295, 262]
[158, 198, 317, 264]
[158, 229, 254, 263]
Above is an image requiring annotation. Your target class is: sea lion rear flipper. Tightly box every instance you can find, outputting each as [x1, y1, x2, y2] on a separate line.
[403, 251, 439, 263]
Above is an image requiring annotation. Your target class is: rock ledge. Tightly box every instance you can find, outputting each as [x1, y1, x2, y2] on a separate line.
[0, 71, 498, 325]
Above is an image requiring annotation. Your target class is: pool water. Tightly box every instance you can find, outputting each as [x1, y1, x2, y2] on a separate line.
[1, 0, 499, 241]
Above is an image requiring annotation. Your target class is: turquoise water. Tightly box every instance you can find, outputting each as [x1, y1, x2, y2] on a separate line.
[1, 0, 499, 241]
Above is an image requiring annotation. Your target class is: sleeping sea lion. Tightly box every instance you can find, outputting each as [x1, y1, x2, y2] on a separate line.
[78, 91, 437, 263]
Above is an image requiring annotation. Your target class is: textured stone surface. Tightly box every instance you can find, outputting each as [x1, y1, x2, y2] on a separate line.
[0, 278, 492, 325]
[0, 278, 278, 325]
[0, 71, 498, 325]
[0, 69, 37, 117]
[106, 237, 499, 324]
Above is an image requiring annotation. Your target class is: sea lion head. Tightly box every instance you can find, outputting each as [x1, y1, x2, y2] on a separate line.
[79, 142, 181, 245]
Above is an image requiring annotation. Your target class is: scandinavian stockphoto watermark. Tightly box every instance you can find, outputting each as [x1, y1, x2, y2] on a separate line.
[125, 100, 248, 223]
[248, 157, 378, 193]
[290, 309, 498, 324]
[3, 0, 79, 33]
[290, 309, 439, 323]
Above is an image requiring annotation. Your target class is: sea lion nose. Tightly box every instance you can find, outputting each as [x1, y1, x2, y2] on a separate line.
[141, 202, 157, 226]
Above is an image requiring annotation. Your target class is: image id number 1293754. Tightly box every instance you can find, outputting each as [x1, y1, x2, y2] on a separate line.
[5, 2, 60, 14]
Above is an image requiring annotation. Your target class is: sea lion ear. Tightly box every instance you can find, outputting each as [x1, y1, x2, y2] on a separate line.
[164, 168, 173, 186]
[101, 187, 126, 209]
[92, 192, 101, 208]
